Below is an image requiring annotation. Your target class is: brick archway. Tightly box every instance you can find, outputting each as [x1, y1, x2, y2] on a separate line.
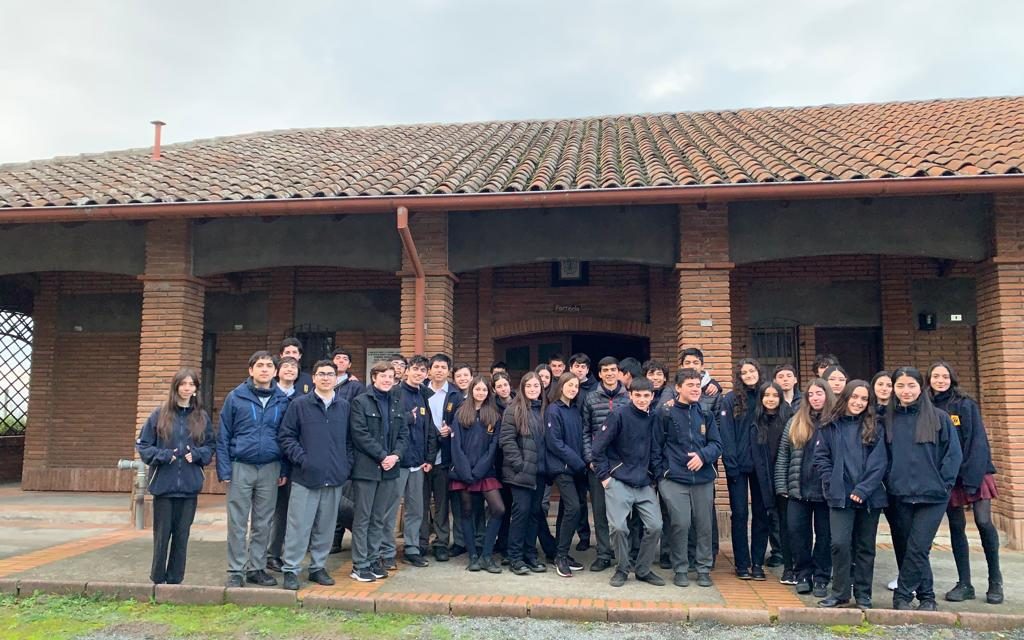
[491, 317, 651, 340]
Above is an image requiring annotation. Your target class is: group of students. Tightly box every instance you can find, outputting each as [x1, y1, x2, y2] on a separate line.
[135, 340, 1004, 610]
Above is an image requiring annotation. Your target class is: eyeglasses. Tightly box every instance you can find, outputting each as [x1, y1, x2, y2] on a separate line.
[314, 372, 337, 378]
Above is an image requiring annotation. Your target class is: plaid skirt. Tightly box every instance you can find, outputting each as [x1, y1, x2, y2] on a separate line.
[449, 477, 502, 492]
[949, 473, 998, 508]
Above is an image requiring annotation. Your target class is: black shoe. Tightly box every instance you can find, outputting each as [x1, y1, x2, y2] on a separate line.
[467, 556, 482, 572]
[893, 598, 914, 610]
[576, 539, 591, 552]
[812, 581, 829, 598]
[567, 556, 584, 571]
[350, 567, 376, 583]
[917, 599, 938, 612]
[659, 554, 672, 570]
[944, 582, 975, 602]
[526, 559, 547, 573]
[673, 572, 689, 587]
[697, 573, 714, 588]
[246, 570, 278, 587]
[818, 596, 850, 608]
[589, 557, 612, 572]
[610, 570, 628, 587]
[482, 556, 503, 574]
[855, 598, 872, 609]
[751, 566, 766, 581]
[329, 543, 343, 555]
[369, 560, 389, 579]
[450, 544, 467, 558]
[637, 570, 666, 586]
[500, 556, 510, 566]
[308, 568, 335, 586]
[403, 554, 429, 568]
[225, 574, 244, 588]
[510, 561, 530, 575]
[796, 580, 812, 594]
[780, 569, 797, 585]
[556, 557, 573, 578]
[282, 572, 300, 590]
[987, 581, 1004, 605]
[765, 553, 784, 568]
[434, 547, 450, 562]
[382, 557, 398, 571]
[736, 568, 752, 580]
[266, 557, 283, 573]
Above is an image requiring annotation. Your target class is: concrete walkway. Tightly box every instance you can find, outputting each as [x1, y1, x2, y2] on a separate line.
[0, 484, 1020, 628]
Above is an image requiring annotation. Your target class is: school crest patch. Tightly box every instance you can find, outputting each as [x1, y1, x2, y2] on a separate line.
[700, 423, 706, 435]
[487, 424, 495, 434]
[951, 414, 961, 426]
[420, 407, 426, 415]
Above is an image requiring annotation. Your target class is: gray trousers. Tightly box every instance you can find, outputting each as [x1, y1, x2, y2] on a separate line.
[267, 479, 290, 560]
[659, 478, 714, 575]
[351, 477, 399, 570]
[420, 465, 451, 550]
[604, 478, 662, 576]
[587, 469, 614, 561]
[382, 467, 426, 559]
[226, 460, 280, 575]
[282, 482, 342, 574]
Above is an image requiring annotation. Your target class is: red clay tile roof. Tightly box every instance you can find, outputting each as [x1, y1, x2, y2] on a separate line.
[1, 97, 1022, 208]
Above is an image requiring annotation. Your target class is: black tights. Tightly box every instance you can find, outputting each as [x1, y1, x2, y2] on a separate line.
[947, 499, 1002, 586]
[457, 489, 505, 559]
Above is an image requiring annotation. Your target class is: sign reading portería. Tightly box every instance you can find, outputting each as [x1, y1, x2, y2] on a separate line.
[554, 304, 582, 313]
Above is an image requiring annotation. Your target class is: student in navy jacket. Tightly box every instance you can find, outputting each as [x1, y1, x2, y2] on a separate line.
[775, 379, 835, 597]
[216, 351, 290, 589]
[718, 358, 768, 580]
[652, 368, 722, 587]
[276, 360, 352, 590]
[814, 380, 888, 609]
[137, 368, 214, 585]
[420, 354, 466, 561]
[267, 353, 306, 574]
[751, 382, 793, 580]
[870, 370, 904, 593]
[545, 373, 587, 578]
[928, 362, 1002, 605]
[450, 376, 505, 573]
[885, 367, 963, 611]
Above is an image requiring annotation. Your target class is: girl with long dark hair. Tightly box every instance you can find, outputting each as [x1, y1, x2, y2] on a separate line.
[814, 380, 887, 609]
[492, 372, 514, 414]
[544, 373, 587, 578]
[752, 382, 793, 582]
[775, 379, 835, 596]
[719, 358, 767, 580]
[869, 370, 902, 594]
[449, 376, 505, 573]
[822, 365, 849, 397]
[928, 362, 1002, 604]
[136, 368, 214, 585]
[885, 367, 963, 611]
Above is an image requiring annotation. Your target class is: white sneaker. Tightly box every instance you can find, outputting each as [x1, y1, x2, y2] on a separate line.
[887, 578, 898, 591]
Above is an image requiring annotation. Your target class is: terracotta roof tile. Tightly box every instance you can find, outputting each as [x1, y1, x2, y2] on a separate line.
[2, 97, 1023, 208]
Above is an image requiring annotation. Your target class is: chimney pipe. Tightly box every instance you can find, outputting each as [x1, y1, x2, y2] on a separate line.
[150, 120, 166, 160]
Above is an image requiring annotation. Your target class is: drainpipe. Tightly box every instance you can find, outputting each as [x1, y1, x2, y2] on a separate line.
[117, 458, 147, 529]
[397, 206, 425, 354]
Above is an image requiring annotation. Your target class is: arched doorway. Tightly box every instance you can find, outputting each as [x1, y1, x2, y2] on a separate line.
[494, 332, 650, 382]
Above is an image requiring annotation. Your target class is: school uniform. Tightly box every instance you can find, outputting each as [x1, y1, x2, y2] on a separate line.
[582, 383, 631, 564]
[718, 387, 770, 575]
[545, 400, 588, 561]
[593, 403, 662, 578]
[885, 402, 963, 607]
[277, 390, 352, 577]
[349, 386, 409, 573]
[267, 378, 306, 571]
[775, 414, 831, 588]
[450, 410, 502, 561]
[216, 380, 290, 580]
[334, 374, 366, 403]
[419, 383, 463, 555]
[933, 391, 1001, 592]
[754, 411, 791, 573]
[137, 405, 214, 584]
[652, 400, 721, 577]
[814, 415, 888, 604]
[500, 399, 547, 567]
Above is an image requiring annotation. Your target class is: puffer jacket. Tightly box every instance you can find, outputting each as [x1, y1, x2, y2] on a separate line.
[581, 383, 630, 464]
[774, 415, 825, 502]
[137, 405, 214, 497]
[499, 400, 545, 489]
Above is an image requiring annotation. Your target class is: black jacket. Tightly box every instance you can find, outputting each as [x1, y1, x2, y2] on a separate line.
[932, 391, 996, 495]
[334, 375, 366, 403]
[775, 413, 826, 502]
[581, 383, 630, 465]
[652, 400, 721, 485]
[399, 382, 439, 469]
[752, 411, 788, 508]
[349, 387, 409, 481]
[719, 388, 758, 477]
[278, 391, 353, 489]
[499, 400, 545, 489]
[450, 411, 499, 484]
[885, 403, 963, 504]
[545, 400, 586, 477]
[137, 406, 214, 497]
[815, 414, 888, 509]
[593, 404, 656, 487]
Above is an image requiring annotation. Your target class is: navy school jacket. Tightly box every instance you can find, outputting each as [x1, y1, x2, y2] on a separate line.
[545, 400, 587, 477]
[814, 414, 888, 509]
[450, 410, 500, 484]
[215, 379, 291, 481]
[652, 400, 722, 486]
[932, 391, 996, 495]
[137, 405, 215, 497]
[398, 382, 439, 469]
[885, 402, 963, 504]
[718, 387, 758, 477]
[277, 391, 352, 489]
[592, 403, 656, 488]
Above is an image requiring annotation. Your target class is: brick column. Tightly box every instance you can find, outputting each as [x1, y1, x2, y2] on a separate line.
[676, 204, 733, 390]
[880, 255, 915, 371]
[21, 273, 59, 486]
[400, 213, 455, 357]
[976, 193, 1024, 549]
[134, 220, 205, 439]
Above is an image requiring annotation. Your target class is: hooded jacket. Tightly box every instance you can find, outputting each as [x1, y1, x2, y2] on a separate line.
[592, 403, 656, 488]
[931, 391, 996, 495]
[450, 409, 500, 484]
[885, 402, 963, 504]
[718, 387, 758, 477]
[581, 382, 630, 465]
[815, 414, 888, 509]
[137, 405, 215, 497]
[652, 399, 721, 486]
[277, 391, 353, 489]
[545, 400, 587, 477]
[499, 400, 546, 489]
[349, 385, 409, 481]
[215, 379, 291, 482]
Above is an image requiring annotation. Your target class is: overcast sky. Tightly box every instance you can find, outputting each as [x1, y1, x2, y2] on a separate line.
[1, 0, 1022, 164]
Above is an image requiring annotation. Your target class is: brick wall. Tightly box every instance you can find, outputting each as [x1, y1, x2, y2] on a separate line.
[401, 213, 454, 357]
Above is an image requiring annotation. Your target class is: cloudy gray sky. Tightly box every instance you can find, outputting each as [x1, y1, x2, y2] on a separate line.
[1, 0, 1022, 164]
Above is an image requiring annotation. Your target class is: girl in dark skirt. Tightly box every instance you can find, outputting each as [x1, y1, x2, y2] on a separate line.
[136, 368, 214, 585]
[928, 361, 1002, 604]
[450, 376, 506, 573]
